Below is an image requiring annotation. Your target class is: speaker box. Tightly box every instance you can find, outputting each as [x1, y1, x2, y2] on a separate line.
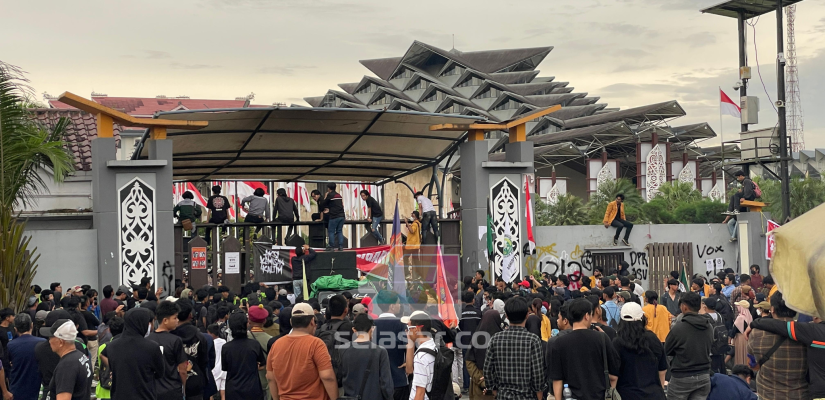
[307, 250, 358, 285]
[284, 234, 305, 247]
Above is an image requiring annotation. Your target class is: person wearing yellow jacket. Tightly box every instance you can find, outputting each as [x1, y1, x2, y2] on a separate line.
[603, 193, 633, 246]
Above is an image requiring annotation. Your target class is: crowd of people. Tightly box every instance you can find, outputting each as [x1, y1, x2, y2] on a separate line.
[0, 260, 822, 400]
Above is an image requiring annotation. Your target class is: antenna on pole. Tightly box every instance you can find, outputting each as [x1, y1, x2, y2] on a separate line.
[786, 3, 804, 152]
[452, 34, 455, 50]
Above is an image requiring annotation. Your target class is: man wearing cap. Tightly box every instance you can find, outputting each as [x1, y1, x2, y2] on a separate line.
[40, 317, 92, 400]
[373, 290, 409, 400]
[754, 301, 772, 319]
[8, 313, 45, 400]
[247, 304, 272, 397]
[267, 302, 337, 400]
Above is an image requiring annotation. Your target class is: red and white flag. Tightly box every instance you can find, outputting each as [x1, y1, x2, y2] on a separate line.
[720, 89, 741, 118]
[766, 220, 780, 259]
[524, 175, 536, 255]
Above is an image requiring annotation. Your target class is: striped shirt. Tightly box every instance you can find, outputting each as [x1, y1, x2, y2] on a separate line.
[409, 339, 436, 400]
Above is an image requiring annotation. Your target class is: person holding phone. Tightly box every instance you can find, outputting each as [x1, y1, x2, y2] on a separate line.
[404, 211, 422, 280]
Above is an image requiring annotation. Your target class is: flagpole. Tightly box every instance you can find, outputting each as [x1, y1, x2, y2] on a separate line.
[719, 87, 725, 191]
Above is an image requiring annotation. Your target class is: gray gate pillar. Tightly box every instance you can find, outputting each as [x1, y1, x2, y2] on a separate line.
[92, 138, 175, 290]
[459, 139, 534, 283]
[736, 211, 772, 274]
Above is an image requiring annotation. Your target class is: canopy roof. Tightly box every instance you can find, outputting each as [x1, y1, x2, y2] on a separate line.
[135, 107, 480, 183]
[701, 0, 803, 19]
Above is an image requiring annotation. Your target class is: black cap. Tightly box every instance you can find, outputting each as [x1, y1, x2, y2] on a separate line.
[43, 309, 72, 329]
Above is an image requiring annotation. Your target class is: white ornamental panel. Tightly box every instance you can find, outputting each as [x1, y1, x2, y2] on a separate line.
[678, 164, 695, 185]
[645, 144, 667, 201]
[547, 184, 560, 205]
[119, 178, 157, 288]
[491, 177, 521, 285]
[708, 182, 726, 203]
[596, 163, 615, 189]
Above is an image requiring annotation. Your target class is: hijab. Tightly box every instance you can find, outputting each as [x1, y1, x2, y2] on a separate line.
[734, 300, 753, 333]
[525, 314, 542, 338]
[467, 310, 503, 365]
[493, 299, 505, 319]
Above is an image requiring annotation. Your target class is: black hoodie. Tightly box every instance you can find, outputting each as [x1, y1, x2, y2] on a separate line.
[172, 322, 210, 398]
[664, 312, 714, 377]
[101, 308, 165, 400]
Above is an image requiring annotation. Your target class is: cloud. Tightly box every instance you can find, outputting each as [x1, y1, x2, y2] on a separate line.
[612, 64, 656, 73]
[679, 32, 717, 48]
[169, 63, 221, 70]
[597, 22, 658, 37]
[258, 65, 317, 75]
[120, 50, 172, 59]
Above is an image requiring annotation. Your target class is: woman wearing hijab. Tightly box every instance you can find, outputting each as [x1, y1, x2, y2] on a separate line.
[465, 310, 502, 400]
[100, 308, 165, 400]
[731, 299, 753, 365]
[492, 299, 505, 320]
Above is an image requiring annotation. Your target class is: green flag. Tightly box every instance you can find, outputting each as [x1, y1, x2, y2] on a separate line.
[679, 260, 690, 293]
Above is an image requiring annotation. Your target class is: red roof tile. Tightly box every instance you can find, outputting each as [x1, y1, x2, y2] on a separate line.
[30, 109, 123, 171]
[48, 96, 249, 116]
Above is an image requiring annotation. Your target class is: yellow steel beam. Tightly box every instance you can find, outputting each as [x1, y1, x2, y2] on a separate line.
[57, 92, 209, 130]
[429, 105, 561, 132]
[504, 104, 561, 129]
[96, 114, 114, 138]
[509, 123, 527, 143]
[467, 129, 485, 141]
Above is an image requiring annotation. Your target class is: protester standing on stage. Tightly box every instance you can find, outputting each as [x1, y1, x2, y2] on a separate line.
[361, 189, 385, 245]
[205, 185, 231, 244]
[414, 192, 438, 242]
[274, 188, 300, 241]
[242, 188, 270, 236]
[321, 183, 346, 251]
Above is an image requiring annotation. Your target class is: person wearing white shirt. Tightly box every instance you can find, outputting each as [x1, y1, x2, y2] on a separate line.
[414, 192, 438, 243]
[208, 324, 227, 400]
[406, 311, 436, 400]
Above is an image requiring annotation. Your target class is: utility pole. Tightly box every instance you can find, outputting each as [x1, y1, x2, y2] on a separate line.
[776, 1, 791, 221]
[737, 10, 749, 134]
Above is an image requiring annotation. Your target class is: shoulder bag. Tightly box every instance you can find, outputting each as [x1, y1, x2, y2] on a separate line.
[601, 334, 622, 400]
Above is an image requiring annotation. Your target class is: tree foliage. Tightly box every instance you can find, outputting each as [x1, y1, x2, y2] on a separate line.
[753, 176, 825, 220]
[536, 194, 588, 226]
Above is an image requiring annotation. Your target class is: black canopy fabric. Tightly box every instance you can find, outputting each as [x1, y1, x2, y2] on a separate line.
[137, 107, 480, 183]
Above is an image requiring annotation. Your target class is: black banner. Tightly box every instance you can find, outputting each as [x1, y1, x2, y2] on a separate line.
[253, 243, 293, 283]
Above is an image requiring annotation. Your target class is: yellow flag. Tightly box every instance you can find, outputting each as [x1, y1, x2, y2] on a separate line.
[302, 259, 309, 298]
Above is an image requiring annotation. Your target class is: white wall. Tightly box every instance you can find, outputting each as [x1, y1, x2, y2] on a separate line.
[17, 170, 92, 212]
[28, 229, 99, 289]
[531, 223, 737, 290]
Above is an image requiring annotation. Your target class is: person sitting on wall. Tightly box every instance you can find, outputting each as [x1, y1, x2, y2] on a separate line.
[603, 194, 633, 246]
[723, 170, 756, 215]
[174, 191, 202, 236]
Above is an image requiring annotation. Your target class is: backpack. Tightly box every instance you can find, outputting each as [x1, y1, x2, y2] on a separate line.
[751, 180, 762, 198]
[708, 314, 729, 355]
[99, 342, 113, 390]
[414, 338, 455, 400]
[316, 320, 345, 385]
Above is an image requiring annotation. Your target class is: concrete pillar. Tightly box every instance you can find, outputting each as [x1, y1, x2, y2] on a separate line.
[459, 140, 490, 276]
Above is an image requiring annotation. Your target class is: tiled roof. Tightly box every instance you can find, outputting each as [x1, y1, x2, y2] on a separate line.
[48, 96, 248, 116]
[30, 109, 123, 172]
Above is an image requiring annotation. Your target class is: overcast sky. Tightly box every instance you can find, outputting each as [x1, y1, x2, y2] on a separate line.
[3, 0, 825, 149]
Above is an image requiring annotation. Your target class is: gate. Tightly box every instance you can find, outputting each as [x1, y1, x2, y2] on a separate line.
[646, 242, 693, 293]
[591, 252, 625, 276]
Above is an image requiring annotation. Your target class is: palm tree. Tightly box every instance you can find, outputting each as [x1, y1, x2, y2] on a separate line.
[0, 60, 74, 311]
[586, 178, 642, 224]
[536, 194, 588, 226]
[652, 181, 702, 210]
[754, 176, 825, 220]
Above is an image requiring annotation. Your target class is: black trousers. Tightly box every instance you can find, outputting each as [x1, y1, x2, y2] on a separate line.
[728, 191, 756, 212]
[245, 214, 265, 237]
[711, 354, 726, 374]
[611, 218, 633, 240]
[204, 216, 227, 244]
[275, 218, 296, 245]
[393, 385, 410, 400]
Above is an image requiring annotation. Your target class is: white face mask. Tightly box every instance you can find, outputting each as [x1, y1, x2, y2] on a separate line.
[756, 309, 762, 316]
[146, 324, 152, 337]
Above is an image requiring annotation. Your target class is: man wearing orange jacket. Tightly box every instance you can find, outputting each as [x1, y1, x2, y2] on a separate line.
[603, 193, 633, 246]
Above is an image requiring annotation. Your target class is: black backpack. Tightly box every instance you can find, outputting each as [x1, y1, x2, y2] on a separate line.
[708, 313, 729, 355]
[316, 320, 345, 385]
[414, 337, 455, 400]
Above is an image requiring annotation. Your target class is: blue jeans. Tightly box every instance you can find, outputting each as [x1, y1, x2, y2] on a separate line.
[727, 217, 737, 239]
[328, 217, 345, 249]
[370, 216, 384, 242]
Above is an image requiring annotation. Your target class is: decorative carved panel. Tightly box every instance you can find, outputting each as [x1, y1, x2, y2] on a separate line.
[491, 177, 520, 284]
[119, 178, 156, 287]
[645, 144, 667, 201]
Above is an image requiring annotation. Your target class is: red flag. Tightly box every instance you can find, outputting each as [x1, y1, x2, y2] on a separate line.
[435, 245, 458, 328]
[524, 175, 536, 255]
[720, 89, 741, 118]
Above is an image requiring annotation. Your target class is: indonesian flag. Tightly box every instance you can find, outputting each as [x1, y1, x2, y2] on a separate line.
[720, 89, 741, 118]
[524, 175, 536, 255]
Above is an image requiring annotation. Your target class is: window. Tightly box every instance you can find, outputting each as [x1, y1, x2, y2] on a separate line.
[356, 83, 377, 94]
[493, 98, 522, 111]
[371, 94, 394, 106]
[408, 78, 431, 91]
[457, 76, 483, 87]
[422, 90, 446, 102]
[321, 93, 341, 108]
[441, 65, 464, 76]
[532, 88, 553, 95]
[477, 87, 502, 99]
[391, 68, 413, 80]
[443, 102, 465, 114]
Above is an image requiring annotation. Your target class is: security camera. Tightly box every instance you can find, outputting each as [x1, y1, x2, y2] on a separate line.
[777, 52, 786, 64]
[733, 81, 742, 90]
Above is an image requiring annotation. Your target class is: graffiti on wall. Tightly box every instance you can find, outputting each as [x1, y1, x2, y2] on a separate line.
[524, 243, 594, 277]
[629, 251, 649, 280]
[697, 244, 725, 276]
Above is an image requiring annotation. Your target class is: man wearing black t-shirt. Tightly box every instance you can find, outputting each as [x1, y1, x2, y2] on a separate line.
[550, 299, 620, 400]
[40, 318, 92, 400]
[147, 301, 188, 400]
[205, 185, 231, 244]
[360, 190, 385, 244]
[0, 308, 18, 371]
[101, 308, 165, 400]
